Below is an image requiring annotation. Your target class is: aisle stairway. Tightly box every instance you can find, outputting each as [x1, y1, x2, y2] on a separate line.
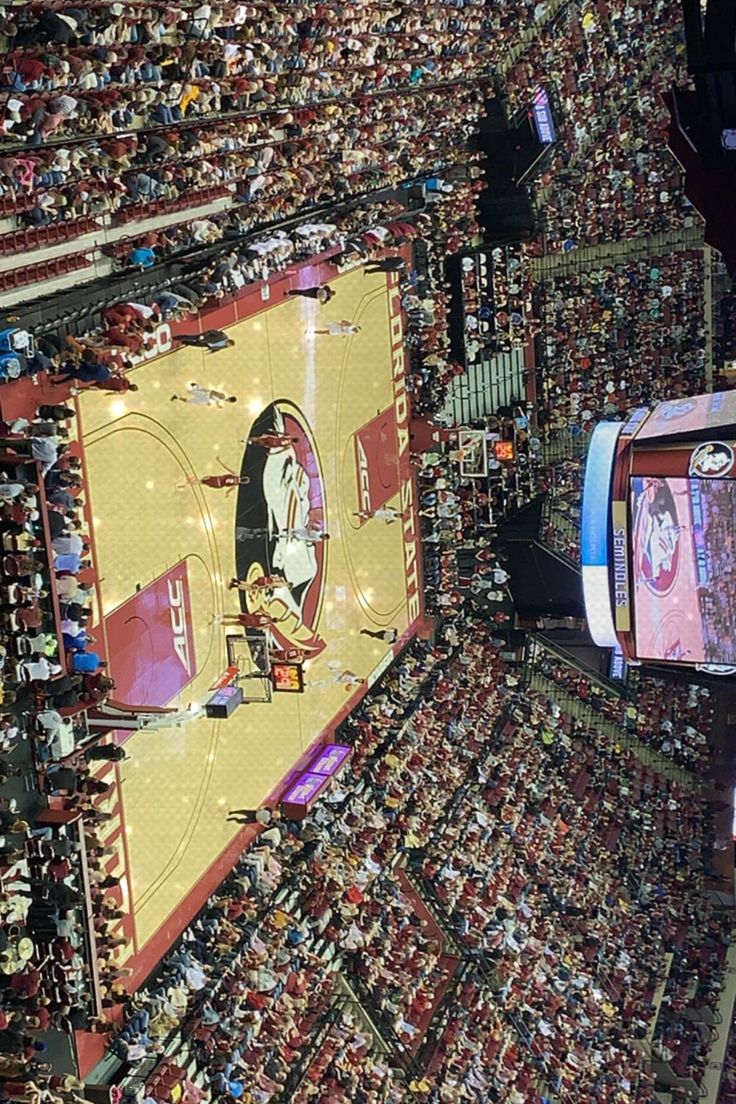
[531, 224, 706, 277]
[444, 346, 527, 423]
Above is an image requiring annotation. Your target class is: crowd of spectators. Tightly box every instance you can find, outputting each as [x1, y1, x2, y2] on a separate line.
[0, 0, 505, 149]
[537, 251, 708, 434]
[0, 402, 107, 687]
[696, 478, 736, 665]
[4, 0, 698, 327]
[626, 675, 714, 775]
[0, 0, 537, 274]
[504, 0, 691, 249]
[536, 650, 714, 775]
[23, 608, 712, 1104]
[413, 670, 725, 1101]
[288, 1009, 409, 1104]
[0, 398, 138, 1100]
[0, 4, 730, 1104]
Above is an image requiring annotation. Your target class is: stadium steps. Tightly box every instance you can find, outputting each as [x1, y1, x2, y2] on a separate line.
[444, 347, 527, 423]
[337, 973, 403, 1058]
[331, 976, 392, 1054]
[401, 866, 467, 956]
[540, 499, 581, 563]
[531, 224, 706, 278]
[653, 1062, 704, 1100]
[530, 664, 702, 790]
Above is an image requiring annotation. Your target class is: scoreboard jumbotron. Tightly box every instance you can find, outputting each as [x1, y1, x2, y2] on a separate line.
[581, 392, 736, 672]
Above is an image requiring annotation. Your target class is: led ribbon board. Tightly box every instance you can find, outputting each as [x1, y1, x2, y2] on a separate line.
[581, 422, 624, 647]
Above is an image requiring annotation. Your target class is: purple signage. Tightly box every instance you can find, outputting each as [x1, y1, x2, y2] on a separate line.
[281, 745, 351, 817]
[310, 743, 351, 777]
[282, 773, 326, 807]
[531, 86, 556, 144]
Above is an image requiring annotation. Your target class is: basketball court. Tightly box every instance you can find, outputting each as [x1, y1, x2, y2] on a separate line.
[74, 260, 423, 982]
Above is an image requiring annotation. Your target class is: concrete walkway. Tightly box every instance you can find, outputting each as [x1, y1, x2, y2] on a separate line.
[0, 191, 234, 309]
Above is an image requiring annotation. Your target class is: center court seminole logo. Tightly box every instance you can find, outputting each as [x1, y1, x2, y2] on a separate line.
[234, 401, 327, 657]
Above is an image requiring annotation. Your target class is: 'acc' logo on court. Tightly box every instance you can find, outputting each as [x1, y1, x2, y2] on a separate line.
[168, 576, 192, 674]
[355, 437, 371, 513]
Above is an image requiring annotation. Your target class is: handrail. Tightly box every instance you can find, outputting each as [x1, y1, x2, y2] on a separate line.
[276, 999, 348, 1104]
[403, 865, 467, 957]
[0, 55, 497, 157]
[342, 963, 424, 1077]
[531, 633, 629, 700]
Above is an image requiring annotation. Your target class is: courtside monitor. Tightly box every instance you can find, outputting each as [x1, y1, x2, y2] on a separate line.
[581, 394, 736, 671]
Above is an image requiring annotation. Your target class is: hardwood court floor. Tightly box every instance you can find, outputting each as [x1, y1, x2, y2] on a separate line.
[77, 263, 422, 968]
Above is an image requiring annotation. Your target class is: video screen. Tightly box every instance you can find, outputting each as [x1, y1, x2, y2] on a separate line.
[631, 475, 736, 664]
[637, 391, 736, 440]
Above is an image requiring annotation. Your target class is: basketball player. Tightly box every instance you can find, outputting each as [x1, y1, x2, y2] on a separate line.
[235, 526, 329, 544]
[288, 527, 330, 544]
[176, 330, 235, 352]
[309, 321, 361, 337]
[354, 506, 406, 524]
[360, 627, 398, 643]
[215, 611, 286, 628]
[310, 662, 366, 690]
[246, 433, 299, 449]
[171, 383, 237, 406]
[287, 285, 336, 303]
[228, 574, 293, 593]
[179, 468, 250, 491]
[235, 526, 271, 541]
[363, 256, 406, 274]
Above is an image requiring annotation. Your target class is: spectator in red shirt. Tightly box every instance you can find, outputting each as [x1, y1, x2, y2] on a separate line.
[10, 968, 40, 999]
[15, 604, 44, 631]
[27, 1007, 51, 1030]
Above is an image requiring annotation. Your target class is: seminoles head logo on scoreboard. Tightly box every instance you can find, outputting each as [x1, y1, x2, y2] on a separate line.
[235, 401, 327, 657]
[688, 441, 735, 480]
[631, 477, 681, 596]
